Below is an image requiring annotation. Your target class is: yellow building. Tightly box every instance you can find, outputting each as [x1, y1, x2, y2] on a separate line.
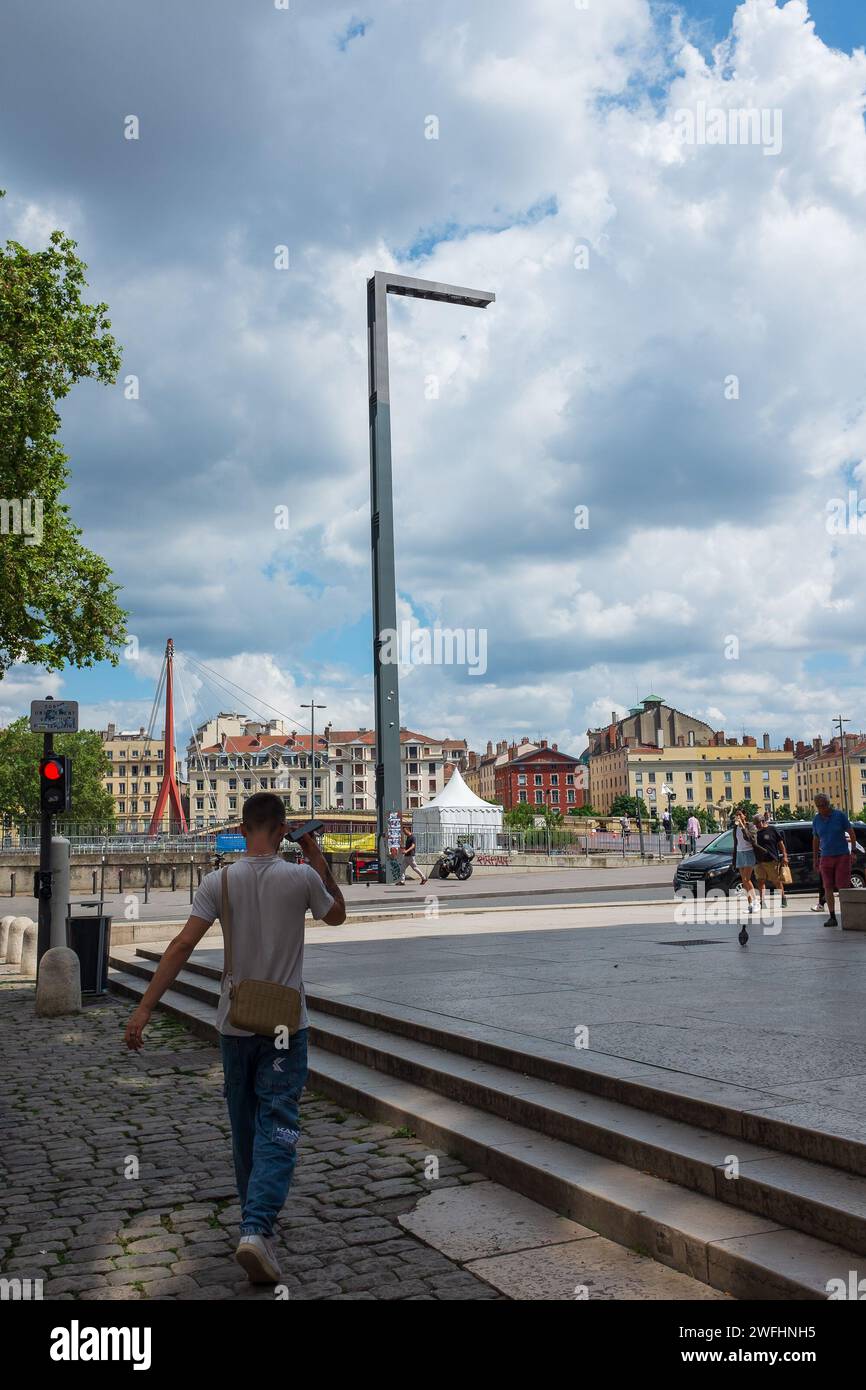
[589, 740, 795, 818]
[100, 724, 187, 833]
[795, 736, 866, 816]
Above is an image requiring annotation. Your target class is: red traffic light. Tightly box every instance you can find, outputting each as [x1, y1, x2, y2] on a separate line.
[43, 760, 63, 780]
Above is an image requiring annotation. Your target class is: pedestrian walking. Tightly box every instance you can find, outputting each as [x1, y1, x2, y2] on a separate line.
[686, 813, 701, 855]
[399, 828, 427, 885]
[123, 792, 346, 1284]
[619, 814, 631, 845]
[754, 814, 789, 909]
[731, 807, 759, 911]
[812, 794, 856, 928]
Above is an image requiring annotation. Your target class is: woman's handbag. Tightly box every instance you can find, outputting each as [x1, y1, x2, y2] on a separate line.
[220, 866, 302, 1036]
[780, 863, 793, 885]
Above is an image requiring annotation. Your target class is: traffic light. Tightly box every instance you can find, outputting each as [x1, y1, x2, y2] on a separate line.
[40, 754, 71, 815]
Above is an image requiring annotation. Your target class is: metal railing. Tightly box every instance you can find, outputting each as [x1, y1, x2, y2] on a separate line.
[410, 823, 706, 859]
[0, 823, 222, 855]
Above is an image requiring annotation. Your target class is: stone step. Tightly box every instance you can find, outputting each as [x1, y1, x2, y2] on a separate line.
[127, 943, 866, 1180]
[109, 954, 864, 1296]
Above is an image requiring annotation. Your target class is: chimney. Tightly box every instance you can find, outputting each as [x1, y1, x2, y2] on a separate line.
[540, 739, 548, 749]
[726, 738, 737, 746]
[106, 722, 116, 739]
[814, 736, 823, 753]
[486, 740, 493, 756]
[552, 743, 558, 752]
[762, 733, 770, 750]
[742, 736, 756, 748]
[784, 738, 794, 753]
[714, 731, 725, 745]
[611, 711, 617, 727]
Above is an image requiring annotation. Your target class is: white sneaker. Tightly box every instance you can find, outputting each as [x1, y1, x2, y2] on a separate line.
[235, 1233, 282, 1284]
[810, 904, 825, 912]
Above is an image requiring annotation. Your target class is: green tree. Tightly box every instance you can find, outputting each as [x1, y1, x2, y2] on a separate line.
[0, 191, 127, 675]
[610, 794, 649, 820]
[773, 803, 796, 821]
[733, 799, 759, 822]
[567, 803, 597, 817]
[0, 715, 115, 826]
[504, 802, 562, 829]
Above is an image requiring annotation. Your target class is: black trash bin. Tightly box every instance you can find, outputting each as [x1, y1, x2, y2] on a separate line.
[67, 902, 112, 995]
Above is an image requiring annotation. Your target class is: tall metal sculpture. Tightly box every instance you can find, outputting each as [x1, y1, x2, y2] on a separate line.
[148, 637, 188, 835]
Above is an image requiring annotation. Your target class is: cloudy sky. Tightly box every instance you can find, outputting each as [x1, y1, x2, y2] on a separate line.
[2, 0, 865, 756]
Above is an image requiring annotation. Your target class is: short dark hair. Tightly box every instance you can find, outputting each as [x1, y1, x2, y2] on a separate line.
[242, 792, 287, 833]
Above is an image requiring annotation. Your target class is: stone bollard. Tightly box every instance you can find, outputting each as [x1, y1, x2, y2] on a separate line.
[20, 923, 38, 976]
[0, 913, 16, 961]
[35, 946, 81, 1017]
[6, 916, 35, 967]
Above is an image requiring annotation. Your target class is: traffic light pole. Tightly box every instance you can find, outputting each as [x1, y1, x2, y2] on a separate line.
[36, 730, 54, 970]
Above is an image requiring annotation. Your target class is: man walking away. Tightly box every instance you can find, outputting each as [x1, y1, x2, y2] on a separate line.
[123, 792, 346, 1283]
[400, 827, 427, 885]
[812, 794, 856, 928]
[754, 814, 789, 909]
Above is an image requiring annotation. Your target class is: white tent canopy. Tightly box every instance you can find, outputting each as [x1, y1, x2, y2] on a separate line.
[412, 767, 503, 852]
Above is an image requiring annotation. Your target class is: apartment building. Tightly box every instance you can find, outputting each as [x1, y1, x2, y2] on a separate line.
[326, 728, 467, 811]
[493, 741, 586, 811]
[590, 737, 795, 817]
[99, 724, 188, 833]
[794, 734, 866, 815]
[465, 738, 539, 801]
[186, 723, 329, 827]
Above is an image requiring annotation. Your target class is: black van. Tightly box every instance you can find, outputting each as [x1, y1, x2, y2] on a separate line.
[673, 820, 866, 896]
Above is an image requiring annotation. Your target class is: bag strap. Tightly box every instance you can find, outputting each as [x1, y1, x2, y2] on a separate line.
[220, 864, 232, 983]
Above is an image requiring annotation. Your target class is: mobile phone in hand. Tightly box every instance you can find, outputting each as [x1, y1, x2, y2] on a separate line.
[289, 819, 325, 843]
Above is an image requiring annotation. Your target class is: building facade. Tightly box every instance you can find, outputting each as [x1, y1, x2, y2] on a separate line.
[183, 719, 468, 824]
[100, 724, 188, 833]
[493, 742, 586, 811]
[465, 738, 539, 801]
[326, 729, 467, 812]
[586, 696, 716, 758]
[186, 728, 329, 827]
[794, 735, 866, 815]
[589, 740, 795, 817]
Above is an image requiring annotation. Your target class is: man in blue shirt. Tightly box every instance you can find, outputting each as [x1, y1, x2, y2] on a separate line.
[812, 795, 856, 927]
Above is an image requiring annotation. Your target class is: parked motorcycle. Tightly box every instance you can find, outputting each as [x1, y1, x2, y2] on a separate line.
[436, 843, 475, 880]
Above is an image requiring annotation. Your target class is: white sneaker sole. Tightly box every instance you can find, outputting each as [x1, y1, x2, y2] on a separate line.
[235, 1242, 281, 1284]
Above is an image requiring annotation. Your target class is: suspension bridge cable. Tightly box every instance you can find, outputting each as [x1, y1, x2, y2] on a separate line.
[180, 652, 312, 736]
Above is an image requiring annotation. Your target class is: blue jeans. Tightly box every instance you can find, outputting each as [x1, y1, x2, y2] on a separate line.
[219, 1029, 309, 1237]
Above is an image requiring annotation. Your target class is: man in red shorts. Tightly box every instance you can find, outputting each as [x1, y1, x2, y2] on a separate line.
[812, 794, 856, 928]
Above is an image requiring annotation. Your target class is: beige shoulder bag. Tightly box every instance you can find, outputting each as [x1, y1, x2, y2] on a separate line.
[220, 865, 302, 1036]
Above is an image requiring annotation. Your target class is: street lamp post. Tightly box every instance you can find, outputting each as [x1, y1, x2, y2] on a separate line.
[834, 715, 851, 818]
[366, 271, 495, 873]
[300, 699, 326, 814]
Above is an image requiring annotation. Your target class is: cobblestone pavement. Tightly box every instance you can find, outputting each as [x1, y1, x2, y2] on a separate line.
[0, 980, 502, 1301]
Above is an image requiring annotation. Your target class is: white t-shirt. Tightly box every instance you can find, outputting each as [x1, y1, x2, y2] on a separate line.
[191, 855, 334, 1036]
